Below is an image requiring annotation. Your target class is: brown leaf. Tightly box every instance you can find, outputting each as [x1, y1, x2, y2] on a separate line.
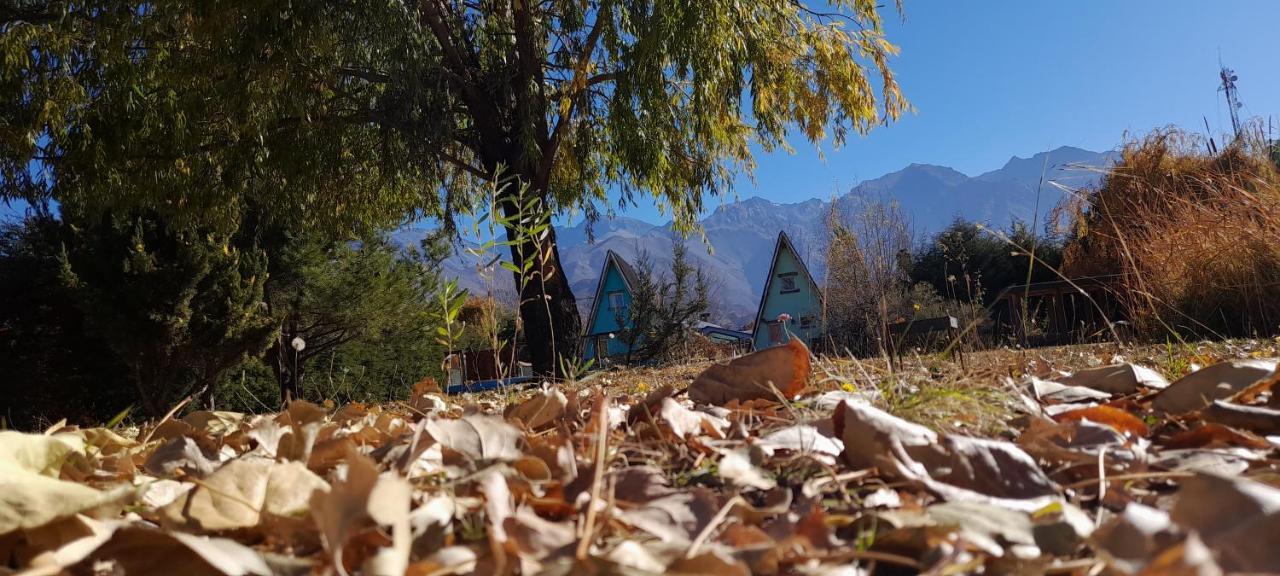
[504, 385, 567, 431]
[1018, 417, 1135, 469]
[144, 436, 218, 478]
[667, 547, 751, 576]
[183, 411, 246, 436]
[56, 524, 271, 576]
[425, 414, 524, 463]
[689, 338, 812, 405]
[1200, 400, 1280, 435]
[1052, 405, 1150, 438]
[1169, 473, 1280, 573]
[160, 459, 329, 531]
[503, 507, 575, 562]
[715, 448, 775, 491]
[310, 448, 411, 574]
[1058, 363, 1169, 394]
[1163, 423, 1271, 449]
[834, 400, 1059, 510]
[615, 488, 721, 544]
[874, 501, 1042, 558]
[1091, 503, 1180, 574]
[1153, 359, 1277, 414]
[625, 383, 677, 427]
[0, 432, 129, 536]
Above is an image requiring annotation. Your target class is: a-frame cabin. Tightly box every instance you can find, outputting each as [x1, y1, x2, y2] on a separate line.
[581, 250, 641, 363]
[751, 232, 824, 351]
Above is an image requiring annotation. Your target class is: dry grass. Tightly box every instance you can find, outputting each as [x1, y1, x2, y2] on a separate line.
[1059, 127, 1280, 338]
[521, 337, 1280, 439]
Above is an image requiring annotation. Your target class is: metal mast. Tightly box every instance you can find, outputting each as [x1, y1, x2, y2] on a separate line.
[1219, 65, 1243, 139]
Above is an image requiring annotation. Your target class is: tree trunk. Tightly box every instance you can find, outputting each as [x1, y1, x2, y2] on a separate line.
[131, 364, 161, 417]
[267, 335, 298, 406]
[499, 193, 581, 376]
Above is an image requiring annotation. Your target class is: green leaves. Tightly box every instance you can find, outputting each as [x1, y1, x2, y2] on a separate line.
[4, 0, 905, 238]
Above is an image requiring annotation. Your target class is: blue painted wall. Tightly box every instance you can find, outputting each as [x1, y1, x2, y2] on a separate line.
[753, 245, 823, 350]
[582, 262, 635, 361]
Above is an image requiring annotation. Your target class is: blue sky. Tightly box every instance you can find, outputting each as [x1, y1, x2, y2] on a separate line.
[614, 0, 1280, 223]
[5, 1, 1277, 225]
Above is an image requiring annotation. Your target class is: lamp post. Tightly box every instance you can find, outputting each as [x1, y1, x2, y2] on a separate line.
[290, 336, 306, 401]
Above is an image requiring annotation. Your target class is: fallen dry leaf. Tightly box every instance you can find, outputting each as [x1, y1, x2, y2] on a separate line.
[834, 400, 1059, 510]
[1058, 363, 1169, 394]
[716, 448, 776, 491]
[504, 385, 567, 431]
[160, 459, 329, 531]
[425, 414, 525, 464]
[0, 431, 129, 535]
[689, 338, 812, 405]
[41, 524, 272, 576]
[655, 397, 729, 440]
[1153, 359, 1278, 414]
[1091, 503, 1180, 574]
[1163, 423, 1271, 449]
[310, 448, 410, 574]
[1200, 400, 1280, 434]
[9, 341, 1280, 575]
[1168, 473, 1280, 572]
[756, 424, 844, 465]
[1052, 405, 1150, 438]
[1029, 376, 1114, 403]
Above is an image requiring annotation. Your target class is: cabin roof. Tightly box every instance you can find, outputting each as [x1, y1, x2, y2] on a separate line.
[698, 326, 752, 341]
[609, 250, 641, 291]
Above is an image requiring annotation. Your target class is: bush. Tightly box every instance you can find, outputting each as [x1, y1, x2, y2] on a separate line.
[1059, 127, 1280, 338]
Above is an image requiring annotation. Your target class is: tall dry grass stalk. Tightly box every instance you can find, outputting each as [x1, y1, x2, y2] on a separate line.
[1060, 127, 1280, 338]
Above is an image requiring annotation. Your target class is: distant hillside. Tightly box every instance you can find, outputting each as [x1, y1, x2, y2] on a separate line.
[395, 146, 1115, 326]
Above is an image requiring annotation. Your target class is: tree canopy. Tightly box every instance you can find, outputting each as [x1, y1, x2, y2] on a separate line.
[3, 0, 908, 372]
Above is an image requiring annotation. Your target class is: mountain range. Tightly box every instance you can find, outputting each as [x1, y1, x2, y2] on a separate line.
[395, 146, 1115, 326]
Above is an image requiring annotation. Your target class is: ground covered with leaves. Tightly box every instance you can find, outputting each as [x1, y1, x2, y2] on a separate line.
[3, 339, 1280, 575]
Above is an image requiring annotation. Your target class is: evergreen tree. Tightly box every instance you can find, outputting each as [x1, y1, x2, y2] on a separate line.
[258, 232, 447, 404]
[616, 242, 709, 364]
[0, 209, 132, 428]
[58, 211, 277, 414]
[910, 219, 1064, 305]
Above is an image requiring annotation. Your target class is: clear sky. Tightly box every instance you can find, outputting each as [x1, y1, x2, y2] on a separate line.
[614, 0, 1280, 223]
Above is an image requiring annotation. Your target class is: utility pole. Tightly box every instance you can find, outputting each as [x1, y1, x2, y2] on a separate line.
[1219, 64, 1243, 139]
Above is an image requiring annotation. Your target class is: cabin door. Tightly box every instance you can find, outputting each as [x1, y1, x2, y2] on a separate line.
[767, 321, 784, 345]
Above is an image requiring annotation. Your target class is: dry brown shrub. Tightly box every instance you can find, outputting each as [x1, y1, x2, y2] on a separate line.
[1060, 127, 1280, 338]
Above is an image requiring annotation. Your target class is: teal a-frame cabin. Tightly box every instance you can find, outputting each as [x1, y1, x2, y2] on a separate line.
[751, 232, 824, 350]
[581, 250, 641, 363]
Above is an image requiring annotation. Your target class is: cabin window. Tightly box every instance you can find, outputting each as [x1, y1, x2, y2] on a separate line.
[778, 273, 798, 294]
[767, 321, 784, 344]
[608, 291, 626, 311]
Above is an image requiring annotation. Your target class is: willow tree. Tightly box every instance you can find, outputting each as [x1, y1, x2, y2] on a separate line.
[2, 1, 906, 374]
